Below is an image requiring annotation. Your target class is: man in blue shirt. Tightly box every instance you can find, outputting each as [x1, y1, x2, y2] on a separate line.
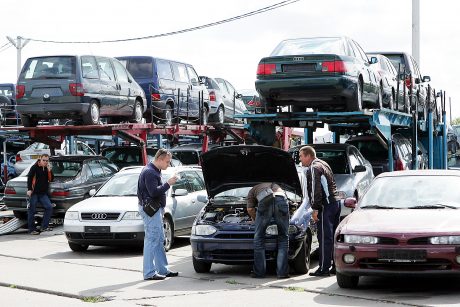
[138, 148, 178, 280]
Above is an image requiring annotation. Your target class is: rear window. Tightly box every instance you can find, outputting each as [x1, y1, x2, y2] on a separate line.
[170, 151, 199, 165]
[291, 148, 349, 174]
[270, 38, 346, 56]
[383, 54, 406, 73]
[0, 86, 14, 98]
[126, 57, 154, 79]
[203, 77, 220, 90]
[347, 140, 388, 161]
[51, 161, 82, 178]
[20, 56, 76, 80]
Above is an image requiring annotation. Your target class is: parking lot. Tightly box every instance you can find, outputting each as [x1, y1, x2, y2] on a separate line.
[1, 217, 460, 307]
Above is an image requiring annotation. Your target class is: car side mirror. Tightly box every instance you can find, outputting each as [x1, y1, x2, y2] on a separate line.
[415, 77, 421, 84]
[418, 149, 423, 155]
[173, 188, 188, 197]
[369, 56, 378, 64]
[236, 93, 243, 99]
[89, 189, 96, 196]
[344, 197, 357, 209]
[422, 76, 431, 82]
[353, 165, 367, 173]
[197, 195, 208, 203]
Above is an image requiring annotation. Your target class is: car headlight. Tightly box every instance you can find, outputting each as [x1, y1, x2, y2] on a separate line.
[192, 225, 217, 236]
[65, 211, 79, 220]
[265, 225, 298, 236]
[429, 236, 460, 245]
[122, 211, 142, 220]
[344, 234, 379, 244]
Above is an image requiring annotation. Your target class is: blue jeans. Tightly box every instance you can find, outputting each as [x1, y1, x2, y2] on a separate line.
[253, 195, 289, 277]
[28, 193, 53, 232]
[317, 200, 341, 272]
[139, 206, 169, 279]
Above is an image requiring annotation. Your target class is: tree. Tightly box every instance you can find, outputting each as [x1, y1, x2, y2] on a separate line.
[452, 117, 460, 125]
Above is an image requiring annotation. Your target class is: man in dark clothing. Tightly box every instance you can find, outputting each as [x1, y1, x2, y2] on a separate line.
[247, 183, 289, 279]
[27, 154, 54, 235]
[137, 148, 178, 281]
[299, 146, 340, 277]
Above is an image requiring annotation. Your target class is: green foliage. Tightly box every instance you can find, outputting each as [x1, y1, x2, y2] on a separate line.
[452, 117, 460, 125]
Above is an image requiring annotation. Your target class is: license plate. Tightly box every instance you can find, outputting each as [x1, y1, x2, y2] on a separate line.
[31, 155, 41, 159]
[378, 249, 427, 262]
[84, 226, 110, 233]
[50, 218, 64, 225]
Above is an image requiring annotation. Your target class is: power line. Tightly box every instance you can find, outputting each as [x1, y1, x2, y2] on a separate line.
[0, 42, 10, 50]
[0, 42, 12, 54]
[22, 0, 300, 44]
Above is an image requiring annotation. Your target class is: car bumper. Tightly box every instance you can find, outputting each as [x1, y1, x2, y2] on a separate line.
[64, 219, 144, 245]
[255, 75, 356, 108]
[335, 243, 460, 277]
[7, 196, 86, 216]
[17, 102, 90, 118]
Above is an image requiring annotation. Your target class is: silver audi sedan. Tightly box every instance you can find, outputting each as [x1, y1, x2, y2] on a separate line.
[64, 165, 207, 252]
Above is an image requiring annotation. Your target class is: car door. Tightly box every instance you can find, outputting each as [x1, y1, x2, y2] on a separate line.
[353, 147, 373, 190]
[215, 78, 234, 118]
[112, 59, 132, 115]
[86, 160, 107, 191]
[348, 147, 369, 198]
[351, 40, 378, 102]
[96, 57, 119, 115]
[186, 65, 202, 118]
[181, 170, 207, 226]
[171, 62, 193, 118]
[224, 80, 246, 116]
[169, 172, 194, 231]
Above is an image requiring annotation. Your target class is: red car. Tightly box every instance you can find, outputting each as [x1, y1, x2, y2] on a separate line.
[335, 170, 460, 288]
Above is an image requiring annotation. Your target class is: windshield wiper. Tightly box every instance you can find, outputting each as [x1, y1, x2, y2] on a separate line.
[361, 205, 398, 209]
[408, 204, 458, 209]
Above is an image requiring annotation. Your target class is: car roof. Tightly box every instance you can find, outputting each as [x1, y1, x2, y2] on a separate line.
[118, 165, 201, 174]
[289, 143, 352, 151]
[170, 143, 219, 151]
[50, 155, 107, 162]
[376, 169, 460, 178]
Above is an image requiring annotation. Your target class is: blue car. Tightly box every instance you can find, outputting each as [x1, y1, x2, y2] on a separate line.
[1, 155, 17, 180]
[190, 145, 317, 274]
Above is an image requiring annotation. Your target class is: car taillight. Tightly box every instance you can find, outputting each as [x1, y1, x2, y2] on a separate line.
[257, 63, 276, 75]
[15, 154, 22, 162]
[51, 190, 70, 197]
[209, 91, 216, 102]
[247, 100, 254, 106]
[254, 100, 261, 107]
[395, 158, 405, 171]
[16, 85, 25, 99]
[4, 187, 16, 195]
[151, 93, 161, 101]
[321, 60, 347, 73]
[405, 77, 412, 89]
[69, 83, 85, 96]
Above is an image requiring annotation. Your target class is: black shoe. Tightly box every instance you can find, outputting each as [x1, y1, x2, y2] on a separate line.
[165, 271, 179, 277]
[250, 272, 265, 278]
[145, 274, 166, 280]
[29, 230, 40, 235]
[309, 269, 330, 277]
[277, 275, 290, 279]
[329, 267, 336, 275]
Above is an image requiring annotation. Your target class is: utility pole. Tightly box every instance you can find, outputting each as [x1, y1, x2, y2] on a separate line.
[449, 97, 452, 125]
[6, 36, 30, 79]
[412, 0, 420, 65]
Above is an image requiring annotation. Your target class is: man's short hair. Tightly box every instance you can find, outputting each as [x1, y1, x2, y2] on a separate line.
[40, 154, 50, 159]
[154, 148, 172, 160]
[299, 146, 316, 158]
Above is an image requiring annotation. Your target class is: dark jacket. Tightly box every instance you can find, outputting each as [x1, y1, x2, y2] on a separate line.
[27, 162, 54, 194]
[306, 159, 339, 210]
[137, 162, 170, 208]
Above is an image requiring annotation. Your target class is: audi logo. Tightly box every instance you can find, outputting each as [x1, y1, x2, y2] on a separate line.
[91, 213, 107, 220]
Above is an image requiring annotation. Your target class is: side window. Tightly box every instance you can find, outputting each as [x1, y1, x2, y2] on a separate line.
[348, 150, 360, 170]
[157, 60, 174, 80]
[172, 173, 192, 193]
[352, 148, 366, 165]
[171, 62, 189, 83]
[81, 56, 99, 79]
[88, 160, 105, 179]
[183, 171, 205, 192]
[99, 160, 118, 176]
[353, 41, 368, 62]
[112, 60, 129, 82]
[215, 78, 229, 94]
[186, 66, 199, 86]
[411, 57, 422, 79]
[347, 42, 356, 57]
[225, 80, 237, 97]
[96, 57, 116, 81]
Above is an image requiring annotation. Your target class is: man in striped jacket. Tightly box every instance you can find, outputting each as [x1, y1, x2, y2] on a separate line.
[299, 146, 340, 277]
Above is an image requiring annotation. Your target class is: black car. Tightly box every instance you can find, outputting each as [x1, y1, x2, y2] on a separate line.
[5, 155, 118, 218]
[170, 143, 219, 165]
[256, 36, 381, 113]
[190, 145, 316, 274]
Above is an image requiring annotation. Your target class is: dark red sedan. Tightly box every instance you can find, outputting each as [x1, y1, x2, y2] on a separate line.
[334, 170, 460, 288]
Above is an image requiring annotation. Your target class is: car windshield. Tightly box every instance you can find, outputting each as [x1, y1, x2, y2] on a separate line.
[347, 140, 387, 161]
[170, 151, 200, 165]
[359, 175, 460, 209]
[20, 56, 76, 80]
[270, 37, 346, 56]
[96, 173, 139, 196]
[383, 54, 406, 73]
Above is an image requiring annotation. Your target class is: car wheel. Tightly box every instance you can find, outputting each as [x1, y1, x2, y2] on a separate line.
[68, 242, 89, 252]
[130, 100, 143, 123]
[20, 115, 38, 127]
[164, 104, 173, 126]
[82, 100, 100, 125]
[193, 255, 212, 273]
[292, 236, 311, 274]
[216, 105, 225, 124]
[336, 272, 359, 289]
[13, 210, 27, 220]
[163, 216, 174, 252]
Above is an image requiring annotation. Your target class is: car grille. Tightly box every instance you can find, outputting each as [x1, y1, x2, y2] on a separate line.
[207, 249, 276, 261]
[407, 237, 430, 245]
[360, 258, 452, 271]
[282, 63, 316, 73]
[214, 233, 254, 239]
[67, 232, 142, 240]
[378, 237, 399, 245]
[81, 213, 120, 220]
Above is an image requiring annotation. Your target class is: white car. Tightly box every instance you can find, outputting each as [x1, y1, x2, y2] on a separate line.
[64, 166, 207, 252]
[14, 141, 96, 174]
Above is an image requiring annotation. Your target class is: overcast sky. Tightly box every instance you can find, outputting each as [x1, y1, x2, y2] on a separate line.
[1, 0, 459, 119]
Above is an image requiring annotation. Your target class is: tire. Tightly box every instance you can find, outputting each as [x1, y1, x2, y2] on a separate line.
[350, 80, 363, 111]
[210, 105, 225, 124]
[336, 272, 359, 289]
[164, 104, 173, 126]
[20, 115, 37, 127]
[13, 210, 27, 219]
[293, 237, 311, 274]
[193, 256, 212, 273]
[163, 216, 174, 252]
[130, 100, 143, 123]
[68, 242, 89, 252]
[82, 100, 100, 125]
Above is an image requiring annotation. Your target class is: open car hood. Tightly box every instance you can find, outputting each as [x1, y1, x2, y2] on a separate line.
[200, 145, 302, 198]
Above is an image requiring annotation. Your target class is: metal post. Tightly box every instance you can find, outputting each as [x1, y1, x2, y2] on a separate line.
[412, 0, 420, 65]
[304, 128, 313, 144]
[333, 131, 340, 144]
[412, 110, 418, 169]
[3, 140, 7, 183]
[388, 137, 394, 172]
[449, 97, 452, 125]
[443, 93, 448, 169]
[282, 127, 290, 151]
[6, 36, 30, 79]
[428, 109, 433, 169]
